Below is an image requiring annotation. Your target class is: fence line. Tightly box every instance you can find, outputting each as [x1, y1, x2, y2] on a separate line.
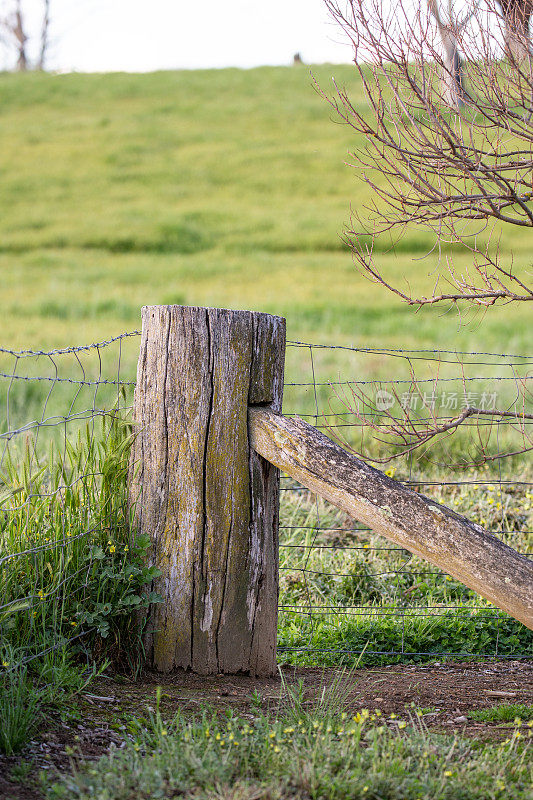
[1, 318, 532, 677]
[277, 337, 532, 665]
[0, 333, 140, 673]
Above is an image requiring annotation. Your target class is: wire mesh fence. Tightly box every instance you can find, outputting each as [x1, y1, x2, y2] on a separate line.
[1, 329, 532, 673]
[0, 333, 143, 673]
[278, 340, 533, 665]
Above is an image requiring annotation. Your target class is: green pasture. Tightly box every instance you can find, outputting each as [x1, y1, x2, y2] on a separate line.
[1, 64, 530, 465]
[0, 64, 532, 795]
[0, 65, 530, 359]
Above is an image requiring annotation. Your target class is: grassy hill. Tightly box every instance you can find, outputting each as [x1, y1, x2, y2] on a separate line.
[0, 69, 530, 745]
[0, 65, 530, 357]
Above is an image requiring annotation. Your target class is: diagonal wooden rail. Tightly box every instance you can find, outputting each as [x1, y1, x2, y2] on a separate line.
[249, 407, 533, 631]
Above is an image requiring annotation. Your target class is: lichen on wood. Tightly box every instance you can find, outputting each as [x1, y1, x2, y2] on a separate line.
[249, 408, 533, 632]
[129, 306, 285, 676]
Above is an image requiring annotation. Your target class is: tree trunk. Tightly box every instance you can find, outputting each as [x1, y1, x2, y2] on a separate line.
[14, 4, 27, 72]
[428, 0, 467, 109]
[503, 7, 533, 62]
[439, 26, 466, 108]
[38, 0, 50, 70]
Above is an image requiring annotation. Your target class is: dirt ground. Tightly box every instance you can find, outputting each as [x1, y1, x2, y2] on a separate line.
[1, 659, 532, 800]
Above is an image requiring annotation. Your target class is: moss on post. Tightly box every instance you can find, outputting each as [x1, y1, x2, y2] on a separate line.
[129, 306, 285, 676]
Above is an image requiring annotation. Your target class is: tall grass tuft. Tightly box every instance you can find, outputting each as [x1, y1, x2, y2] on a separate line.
[0, 407, 161, 752]
[0, 663, 41, 755]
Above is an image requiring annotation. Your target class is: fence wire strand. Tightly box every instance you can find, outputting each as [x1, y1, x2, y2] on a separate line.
[0, 332, 140, 673]
[1, 332, 532, 672]
[278, 340, 533, 665]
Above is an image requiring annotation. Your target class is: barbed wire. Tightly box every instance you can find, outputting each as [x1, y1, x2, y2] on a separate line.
[278, 340, 533, 665]
[1, 332, 532, 672]
[0, 373, 136, 387]
[0, 333, 139, 674]
[0, 330, 140, 358]
[286, 375, 533, 386]
[286, 340, 533, 364]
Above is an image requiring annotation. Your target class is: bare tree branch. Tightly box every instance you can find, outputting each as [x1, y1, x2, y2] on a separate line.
[326, 367, 533, 468]
[324, 0, 533, 308]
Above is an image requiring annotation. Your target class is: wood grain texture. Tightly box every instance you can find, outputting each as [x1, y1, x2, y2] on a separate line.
[129, 306, 285, 675]
[249, 408, 533, 631]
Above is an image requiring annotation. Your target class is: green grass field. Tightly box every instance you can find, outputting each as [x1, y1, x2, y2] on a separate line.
[1, 65, 531, 668]
[0, 66, 531, 787]
[0, 65, 530, 358]
[1, 64, 530, 462]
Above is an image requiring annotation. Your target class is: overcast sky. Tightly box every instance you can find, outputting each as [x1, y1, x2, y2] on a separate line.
[14, 0, 354, 72]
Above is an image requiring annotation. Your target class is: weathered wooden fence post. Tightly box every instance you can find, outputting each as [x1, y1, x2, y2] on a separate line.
[129, 306, 285, 676]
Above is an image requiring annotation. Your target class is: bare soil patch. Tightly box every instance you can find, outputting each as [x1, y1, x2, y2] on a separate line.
[1, 659, 531, 800]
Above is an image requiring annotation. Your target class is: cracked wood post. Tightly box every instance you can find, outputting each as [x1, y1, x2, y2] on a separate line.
[129, 306, 285, 675]
[249, 408, 533, 631]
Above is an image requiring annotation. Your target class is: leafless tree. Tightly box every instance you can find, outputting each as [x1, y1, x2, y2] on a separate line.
[38, 0, 49, 70]
[325, 0, 532, 308]
[0, 0, 28, 70]
[321, 0, 532, 466]
[0, 0, 51, 71]
[499, 0, 533, 61]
